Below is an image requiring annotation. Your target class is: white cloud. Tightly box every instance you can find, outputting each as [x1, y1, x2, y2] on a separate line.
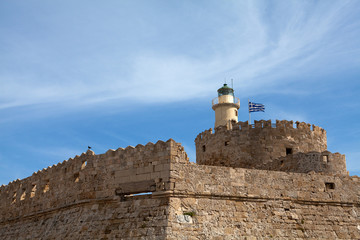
[0, 0, 359, 113]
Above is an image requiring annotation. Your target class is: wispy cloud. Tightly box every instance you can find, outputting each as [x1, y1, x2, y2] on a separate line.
[0, 0, 359, 115]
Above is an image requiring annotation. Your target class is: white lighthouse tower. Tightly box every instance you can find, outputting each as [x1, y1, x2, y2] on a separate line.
[212, 84, 240, 129]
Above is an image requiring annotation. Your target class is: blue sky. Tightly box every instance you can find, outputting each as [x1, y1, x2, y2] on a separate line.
[1, 0, 360, 185]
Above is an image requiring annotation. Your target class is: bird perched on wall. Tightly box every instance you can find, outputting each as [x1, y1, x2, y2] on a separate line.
[88, 146, 92, 150]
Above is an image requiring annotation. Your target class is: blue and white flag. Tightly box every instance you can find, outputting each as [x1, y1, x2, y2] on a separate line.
[249, 102, 265, 112]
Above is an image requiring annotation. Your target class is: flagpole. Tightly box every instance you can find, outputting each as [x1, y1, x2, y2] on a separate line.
[248, 99, 251, 125]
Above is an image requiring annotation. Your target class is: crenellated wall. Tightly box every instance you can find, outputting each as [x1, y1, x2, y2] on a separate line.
[0, 139, 189, 240]
[0, 126, 357, 239]
[195, 120, 334, 172]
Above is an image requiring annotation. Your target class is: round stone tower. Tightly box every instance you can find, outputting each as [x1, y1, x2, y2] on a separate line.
[212, 84, 240, 129]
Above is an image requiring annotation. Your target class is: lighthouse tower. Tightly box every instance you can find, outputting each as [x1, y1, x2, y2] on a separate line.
[212, 84, 240, 128]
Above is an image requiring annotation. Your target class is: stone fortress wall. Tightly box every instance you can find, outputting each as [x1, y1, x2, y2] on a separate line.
[263, 150, 347, 175]
[168, 162, 360, 239]
[0, 139, 188, 239]
[195, 119, 347, 175]
[0, 120, 358, 239]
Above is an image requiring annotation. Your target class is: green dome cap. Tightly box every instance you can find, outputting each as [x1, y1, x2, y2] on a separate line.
[217, 84, 234, 97]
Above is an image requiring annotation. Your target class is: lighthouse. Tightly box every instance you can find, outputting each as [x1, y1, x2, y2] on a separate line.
[212, 84, 240, 128]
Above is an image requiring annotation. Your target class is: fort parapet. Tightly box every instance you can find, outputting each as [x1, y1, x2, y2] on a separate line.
[194, 119, 347, 175]
[0, 139, 188, 239]
[0, 136, 359, 239]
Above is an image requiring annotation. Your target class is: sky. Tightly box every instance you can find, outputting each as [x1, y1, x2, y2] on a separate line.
[1, 0, 360, 185]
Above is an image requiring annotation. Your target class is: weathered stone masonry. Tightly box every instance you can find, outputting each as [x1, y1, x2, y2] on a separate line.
[0, 120, 359, 239]
[195, 120, 346, 175]
[168, 163, 360, 239]
[0, 139, 187, 239]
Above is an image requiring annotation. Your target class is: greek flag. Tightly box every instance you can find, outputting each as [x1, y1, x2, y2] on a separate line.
[249, 102, 265, 112]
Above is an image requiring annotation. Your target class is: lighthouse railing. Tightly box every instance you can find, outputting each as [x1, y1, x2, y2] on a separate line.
[212, 97, 240, 106]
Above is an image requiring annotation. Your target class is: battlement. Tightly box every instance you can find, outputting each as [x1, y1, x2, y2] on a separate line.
[195, 119, 336, 173]
[196, 119, 326, 141]
[0, 139, 188, 223]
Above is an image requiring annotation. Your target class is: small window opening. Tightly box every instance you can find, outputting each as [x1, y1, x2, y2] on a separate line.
[11, 192, 17, 204]
[30, 185, 37, 198]
[202, 145, 206, 152]
[20, 190, 26, 201]
[235, 109, 238, 117]
[284, 208, 290, 211]
[323, 155, 328, 163]
[286, 148, 293, 155]
[325, 182, 335, 190]
[280, 160, 284, 166]
[74, 173, 80, 183]
[225, 141, 230, 146]
[81, 160, 87, 170]
[43, 182, 50, 193]
[131, 192, 152, 196]
[118, 192, 153, 201]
